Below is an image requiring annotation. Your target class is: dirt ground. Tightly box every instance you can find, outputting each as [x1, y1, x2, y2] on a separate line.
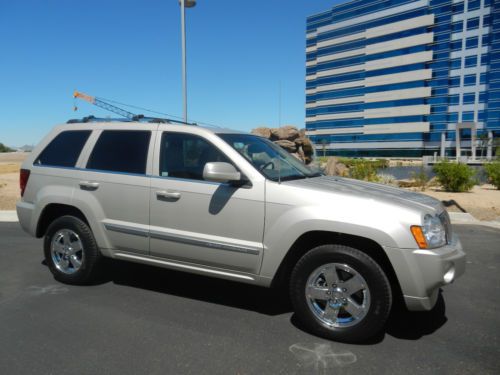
[419, 185, 500, 221]
[0, 152, 28, 210]
[1, 152, 499, 221]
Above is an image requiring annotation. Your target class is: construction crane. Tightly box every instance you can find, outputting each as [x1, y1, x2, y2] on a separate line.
[73, 90, 143, 120]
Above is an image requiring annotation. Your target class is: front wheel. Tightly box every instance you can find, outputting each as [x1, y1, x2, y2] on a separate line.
[290, 244, 392, 343]
[44, 215, 104, 285]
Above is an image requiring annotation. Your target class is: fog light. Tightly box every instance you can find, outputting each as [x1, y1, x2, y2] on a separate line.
[443, 266, 455, 284]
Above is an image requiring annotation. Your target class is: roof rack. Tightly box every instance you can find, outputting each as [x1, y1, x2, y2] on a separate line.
[66, 116, 198, 126]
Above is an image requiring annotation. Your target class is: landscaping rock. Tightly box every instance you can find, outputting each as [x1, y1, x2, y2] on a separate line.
[324, 157, 348, 176]
[251, 127, 272, 138]
[271, 125, 300, 141]
[274, 139, 297, 153]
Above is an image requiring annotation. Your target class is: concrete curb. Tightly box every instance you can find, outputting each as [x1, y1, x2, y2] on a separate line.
[0, 211, 18, 222]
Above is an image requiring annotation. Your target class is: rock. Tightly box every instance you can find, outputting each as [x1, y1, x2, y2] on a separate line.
[324, 157, 348, 176]
[300, 137, 314, 155]
[251, 127, 272, 139]
[274, 139, 297, 153]
[271, 125, 300, 141]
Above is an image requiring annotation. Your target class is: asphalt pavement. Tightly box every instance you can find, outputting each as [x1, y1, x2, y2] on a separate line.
[1, 222, 499, 375]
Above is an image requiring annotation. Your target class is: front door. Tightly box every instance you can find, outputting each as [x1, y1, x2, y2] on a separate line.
[149, 131, 265, 274]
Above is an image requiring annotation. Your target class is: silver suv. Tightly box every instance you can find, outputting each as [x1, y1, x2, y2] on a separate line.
[17, 120, 465, 342]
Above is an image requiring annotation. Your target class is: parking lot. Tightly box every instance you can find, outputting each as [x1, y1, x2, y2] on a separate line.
[1, 222, 499, 374]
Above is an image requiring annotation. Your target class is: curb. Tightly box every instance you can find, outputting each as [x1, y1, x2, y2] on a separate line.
[448, 212, 500, 229]
[0, 211, 18, 222]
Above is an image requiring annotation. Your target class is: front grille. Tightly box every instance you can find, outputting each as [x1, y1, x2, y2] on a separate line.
[439, 211, 452, 244]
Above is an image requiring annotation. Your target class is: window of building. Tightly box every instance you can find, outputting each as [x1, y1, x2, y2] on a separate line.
[450, 77, 461, 87]
[451, 21, 463, 32]
[452, 3, 464, 13]
[450, 58, 462, 69]
[465, 55, 478, 68]
[468, 0, 480, 11]
[34, 130, 91, 168]
[449, 95, 460, 105]
[86, 130, 151, 174]
[467, 17, 480, 30]
[159, 132, 231, 181]
[466, 36, 478, 49]
[463, 93, 476, 104]
[464, 74, 477, 86]
[482, 34, 490, 45]
[451, 40, 462, 50]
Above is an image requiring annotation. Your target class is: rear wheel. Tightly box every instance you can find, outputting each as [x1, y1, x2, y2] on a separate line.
[290, 244, 392, 343]
[44, 215, 103, 285]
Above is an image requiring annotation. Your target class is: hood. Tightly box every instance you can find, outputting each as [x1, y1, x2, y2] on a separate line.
[284, 176, 443, 213]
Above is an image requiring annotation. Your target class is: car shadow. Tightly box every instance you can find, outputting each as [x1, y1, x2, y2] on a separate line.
[107, 259, 293, 316]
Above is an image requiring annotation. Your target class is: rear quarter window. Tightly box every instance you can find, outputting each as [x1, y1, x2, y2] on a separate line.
[86, 130, 151, 174]
[35, 130, 92, 167]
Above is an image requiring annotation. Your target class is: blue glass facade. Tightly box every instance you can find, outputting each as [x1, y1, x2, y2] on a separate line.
[306, 0, 500, 157]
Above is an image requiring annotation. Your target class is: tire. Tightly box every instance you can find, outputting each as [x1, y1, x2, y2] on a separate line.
[44, 215, 104, 285]
[290, 244, 392, 343]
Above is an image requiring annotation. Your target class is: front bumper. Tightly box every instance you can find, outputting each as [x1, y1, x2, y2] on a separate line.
[384, 233, 466, 311]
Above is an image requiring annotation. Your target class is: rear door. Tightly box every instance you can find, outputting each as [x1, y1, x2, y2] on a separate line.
[74, 124, 156, 254]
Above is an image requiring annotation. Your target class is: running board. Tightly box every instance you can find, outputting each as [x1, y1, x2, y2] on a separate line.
[114, 252, 256, 281]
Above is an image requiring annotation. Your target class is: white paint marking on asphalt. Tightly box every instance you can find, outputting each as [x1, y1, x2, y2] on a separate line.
[289, 343, 357, 373]
[26, 285, 69, 296]
[0, 211, 18, 222]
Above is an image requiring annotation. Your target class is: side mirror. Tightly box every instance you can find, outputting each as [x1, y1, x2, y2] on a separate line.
[203, 162, 242, 184]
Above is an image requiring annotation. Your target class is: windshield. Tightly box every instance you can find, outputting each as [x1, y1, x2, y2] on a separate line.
[219, 133, 322, 181]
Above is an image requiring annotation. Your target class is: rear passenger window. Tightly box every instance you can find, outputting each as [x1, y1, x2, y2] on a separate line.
[35, 130, 91, 167]
[87, 130, 151, 174]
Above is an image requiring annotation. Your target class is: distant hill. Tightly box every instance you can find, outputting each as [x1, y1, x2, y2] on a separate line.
[18, 145, 34, 152]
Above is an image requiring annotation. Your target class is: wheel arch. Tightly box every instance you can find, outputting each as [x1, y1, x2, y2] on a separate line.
[36, 203, 90, 238]
[271, 230, 403, 303]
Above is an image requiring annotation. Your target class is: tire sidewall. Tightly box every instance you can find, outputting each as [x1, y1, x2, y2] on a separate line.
[290, 244, 392, 342]
[43, 216, 99, 284]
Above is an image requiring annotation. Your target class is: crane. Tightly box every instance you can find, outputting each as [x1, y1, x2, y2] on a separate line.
[73, 90, 143, 120]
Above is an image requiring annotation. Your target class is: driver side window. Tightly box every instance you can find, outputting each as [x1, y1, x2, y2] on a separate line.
[159, 132, 230, 181]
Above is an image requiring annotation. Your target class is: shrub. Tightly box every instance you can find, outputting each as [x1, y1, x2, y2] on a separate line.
[484, 161, 500, 189]
[339, 158, 389, 169]
[410, 165, 430, 191]
[0, 143, 13, 153]
[350, 163, 379, 182]
[433, 161, 476, 192]
[377, 173, 397, 186]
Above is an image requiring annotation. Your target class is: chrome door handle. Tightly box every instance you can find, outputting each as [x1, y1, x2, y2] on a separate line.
[156, 190, 181, 200]
[79, 181, 100, 190]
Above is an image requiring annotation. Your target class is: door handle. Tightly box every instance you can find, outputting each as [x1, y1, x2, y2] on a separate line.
[156, 190, 181, 200]
[79, 181, 100, 190]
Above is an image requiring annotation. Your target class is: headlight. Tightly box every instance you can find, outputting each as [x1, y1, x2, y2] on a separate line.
[411, 214, 446, 249]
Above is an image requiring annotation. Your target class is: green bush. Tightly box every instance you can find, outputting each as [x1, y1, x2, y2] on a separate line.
[350, 163, 379, 182]
[484, 161, 500, 189]
[433, 161, 476, 192]
[410, 165, 430, 191]
[0, 143, 13, 153]
[338, 157, 389, 169]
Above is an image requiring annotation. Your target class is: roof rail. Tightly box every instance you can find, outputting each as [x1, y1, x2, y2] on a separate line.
[66, 116, 198, 126]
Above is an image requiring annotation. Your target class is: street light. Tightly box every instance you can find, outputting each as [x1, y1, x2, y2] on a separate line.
[179, 0, 196, 123]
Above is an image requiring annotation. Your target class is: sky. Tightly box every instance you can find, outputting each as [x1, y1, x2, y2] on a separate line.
[0, 0, 343, 147]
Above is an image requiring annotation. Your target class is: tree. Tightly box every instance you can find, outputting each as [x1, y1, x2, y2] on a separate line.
[0, 143, 14, 153]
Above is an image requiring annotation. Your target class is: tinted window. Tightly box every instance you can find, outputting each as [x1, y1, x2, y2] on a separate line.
[159, 133, 230, 181]
[35, 130, 91, 167]
[87, 130, 151, 174]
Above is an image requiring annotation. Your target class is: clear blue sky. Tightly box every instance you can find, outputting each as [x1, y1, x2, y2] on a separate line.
[0, 0, 341, 147]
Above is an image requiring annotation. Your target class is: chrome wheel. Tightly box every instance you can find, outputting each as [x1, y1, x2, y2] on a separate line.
[305, 263, 370, 329]
[50, 229, 84, 274]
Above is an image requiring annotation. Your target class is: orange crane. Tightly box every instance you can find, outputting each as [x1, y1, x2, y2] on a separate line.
[73, 90, 142, 120]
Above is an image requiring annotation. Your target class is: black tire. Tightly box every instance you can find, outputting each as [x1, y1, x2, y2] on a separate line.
[290, 244, 392, 343]
[44, 215, 104, 285]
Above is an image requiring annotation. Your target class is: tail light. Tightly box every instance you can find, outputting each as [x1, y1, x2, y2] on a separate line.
[20, 169, 30, 197]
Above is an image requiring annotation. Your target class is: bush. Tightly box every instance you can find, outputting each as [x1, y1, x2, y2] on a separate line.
[410, 165, 430, 191]
[377, 173, 397, 186]
[484, 161, 500, 189]
[0, 143, 13, 153]
[433, 161, 476, 192]
[339, 157, 389, 169]
[350, 163, 379, 182]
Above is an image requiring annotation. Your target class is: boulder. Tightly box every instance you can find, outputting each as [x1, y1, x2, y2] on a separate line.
[324, 157, 348, 176]
[251, 127, 272, 139]
[274, 139, 297, 153]
[271, 125, 300, 141]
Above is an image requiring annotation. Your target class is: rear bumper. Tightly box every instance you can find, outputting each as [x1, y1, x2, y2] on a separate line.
[16, 200, 36, 236]
[385, 234, 466, 311]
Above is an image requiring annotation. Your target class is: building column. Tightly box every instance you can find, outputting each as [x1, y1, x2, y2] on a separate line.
[456, 127, 461, 161]
[440, 132, 446, 158]
[471, 127, 477, 161]
[487, 131, 493, 160]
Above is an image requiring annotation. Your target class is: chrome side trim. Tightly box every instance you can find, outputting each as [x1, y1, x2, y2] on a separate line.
[114, 252, 255, 281]
[104, 223, 149, 238]
[149, 229, 261, 255]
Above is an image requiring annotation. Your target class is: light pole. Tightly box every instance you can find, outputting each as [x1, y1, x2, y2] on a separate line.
[179, 0, 196, 123]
